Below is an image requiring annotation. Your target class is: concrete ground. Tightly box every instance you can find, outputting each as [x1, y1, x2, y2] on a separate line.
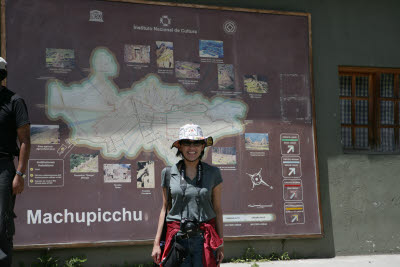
[221, 254, 400, 267]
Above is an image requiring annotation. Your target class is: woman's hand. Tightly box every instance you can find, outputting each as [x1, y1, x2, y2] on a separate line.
[152, 187, 169, 265]
[151, 244, 162, 265]
[216, 246, 224, 266]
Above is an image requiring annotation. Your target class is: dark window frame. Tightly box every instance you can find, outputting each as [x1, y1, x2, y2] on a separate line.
[339, 66, 400, 153]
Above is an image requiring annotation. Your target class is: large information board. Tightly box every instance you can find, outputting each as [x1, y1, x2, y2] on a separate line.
[2, 0, 322, 248]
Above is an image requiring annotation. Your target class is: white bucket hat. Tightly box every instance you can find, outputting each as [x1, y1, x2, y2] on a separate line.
[0, 57, 7, 70]
[171, 124, 213, 148]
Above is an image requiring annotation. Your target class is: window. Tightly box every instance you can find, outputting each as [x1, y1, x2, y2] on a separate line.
[339, 67, 400, 152]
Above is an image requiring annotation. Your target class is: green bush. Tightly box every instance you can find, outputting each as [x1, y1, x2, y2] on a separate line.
[32, 253, 59, 267]
[32, 253, 87, 267]
[64, 256, 87, 267]
[228, 246, 290, 263]
[29, 246, 290, 266]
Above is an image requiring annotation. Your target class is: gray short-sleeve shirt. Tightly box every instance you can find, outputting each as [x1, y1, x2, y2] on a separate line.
[161, 161, 222, 223]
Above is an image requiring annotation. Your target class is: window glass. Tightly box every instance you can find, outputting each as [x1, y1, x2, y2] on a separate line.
[355, 128, 369, 148]
[355, 100, 368, 125]
[355, 76, 368, 97]
[380, 101, 394, 125]
[340, 75, 352, 96]
[380, 73, 394, 98]
[341, 127, 352, 148]
[340, 99, 352, 124]
[377, 128, 395, 152]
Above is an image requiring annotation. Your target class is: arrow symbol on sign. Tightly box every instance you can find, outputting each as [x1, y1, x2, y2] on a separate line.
[287, 145, 294, 153]
[288, 168, 296, 176]
[291, 214, 299, 222]
[290, 192, 296, 199]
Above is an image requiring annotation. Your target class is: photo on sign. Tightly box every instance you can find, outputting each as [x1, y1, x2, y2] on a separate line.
[212, 147, 236, 165]
[218, 64, 234, 90]
[137, 161, 155, 188]
[175, 61, 200, 79]
[244, 75, 269, 94]
[31, 124, 60, 145]
[104, 164, 131, 183]
[156, 41, 174, 68]
[199, 40, 223, 58]
[245, 133, 269, 150]
[70, 154, 99, 173]
[45, 48, 75, 69]
[124, 44, 150, 64]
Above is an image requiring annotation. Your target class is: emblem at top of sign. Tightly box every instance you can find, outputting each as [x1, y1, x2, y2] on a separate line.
[160, 15, 172, 27]
[223, 20, 237, 34]
[89, 10, 104, 23]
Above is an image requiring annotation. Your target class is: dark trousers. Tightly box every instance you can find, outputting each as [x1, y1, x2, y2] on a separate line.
[0, 159, 16, 267]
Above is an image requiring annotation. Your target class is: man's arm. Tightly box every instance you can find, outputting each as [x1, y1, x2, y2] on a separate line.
[13, 124, 30, 195]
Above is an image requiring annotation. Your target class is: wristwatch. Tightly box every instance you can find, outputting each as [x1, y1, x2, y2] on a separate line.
[16, 170, 26, 178]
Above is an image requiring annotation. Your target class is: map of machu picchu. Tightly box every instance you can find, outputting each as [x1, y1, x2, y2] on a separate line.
[46, 48, 247, 164]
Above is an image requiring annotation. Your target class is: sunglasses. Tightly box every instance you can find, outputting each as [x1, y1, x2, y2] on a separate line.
[180, 140, 205, 147]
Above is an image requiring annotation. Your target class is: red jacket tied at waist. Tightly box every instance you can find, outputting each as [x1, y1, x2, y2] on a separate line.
[160, 218, 223, 267]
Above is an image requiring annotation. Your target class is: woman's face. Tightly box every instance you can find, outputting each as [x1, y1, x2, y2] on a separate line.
[179, 140, 205, 162]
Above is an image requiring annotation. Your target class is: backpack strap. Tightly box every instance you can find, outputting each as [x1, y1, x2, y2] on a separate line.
[160, 166, 172, 246]
[0, 86, 14, 106]
[164, 166, 172, 210]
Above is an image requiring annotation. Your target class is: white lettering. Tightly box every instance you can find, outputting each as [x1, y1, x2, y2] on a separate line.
[98, 208, 102, 222]
[76, 212, 85, 223]
[64, 209, 74, 223]
[87, 212, 97, 226]
[123, 208, 131, 221]
[112, 211, 121, 222]
[54, 213, 63, 223]
[133, 211, 142, 221]
[27, 210, 41, 224]
[43, 213, 52, 224]
[103, 211, 112, 222]
[25, 208, 142, 226]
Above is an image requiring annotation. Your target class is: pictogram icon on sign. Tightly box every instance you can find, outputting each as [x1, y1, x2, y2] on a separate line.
[284, 202, 305, 225]
[246, 168, 273, 190]
[283, 179, 303, 201]
[280, 133, 300, 155]
[281, 156, 302, 178]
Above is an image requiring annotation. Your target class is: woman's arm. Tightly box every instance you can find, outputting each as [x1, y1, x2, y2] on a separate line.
[151, 187, 169, 264]
[212, 183, 224, 264]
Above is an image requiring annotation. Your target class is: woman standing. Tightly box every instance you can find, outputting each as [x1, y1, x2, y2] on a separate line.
[152, 124, 224, 266]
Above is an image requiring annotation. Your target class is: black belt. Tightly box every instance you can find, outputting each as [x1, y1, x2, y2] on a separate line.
[176, 230, 203, 239]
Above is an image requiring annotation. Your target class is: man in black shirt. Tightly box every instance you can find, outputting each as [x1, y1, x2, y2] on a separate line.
[0, 57, 31, 266]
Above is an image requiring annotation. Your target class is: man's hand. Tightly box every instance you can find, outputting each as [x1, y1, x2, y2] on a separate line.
[14, 123, 30, 195]
[12, 174, 24, 195]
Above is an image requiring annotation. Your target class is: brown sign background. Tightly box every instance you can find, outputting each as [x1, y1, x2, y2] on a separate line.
[2, 0, 322, 248]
